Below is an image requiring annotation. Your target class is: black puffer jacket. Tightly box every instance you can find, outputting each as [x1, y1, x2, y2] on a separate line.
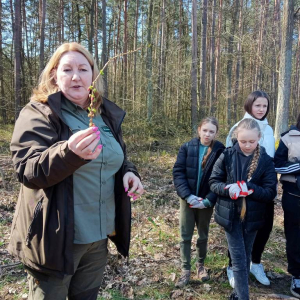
[173, 138, 225, 202]
[209, 145, 277, 232]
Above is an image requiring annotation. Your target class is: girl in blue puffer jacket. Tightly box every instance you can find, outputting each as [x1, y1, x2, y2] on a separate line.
[173, 117, 224, 288]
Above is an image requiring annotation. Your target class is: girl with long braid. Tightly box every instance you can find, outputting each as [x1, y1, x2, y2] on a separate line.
[209, 119, 277, 300]
[226, 91, 275, 288]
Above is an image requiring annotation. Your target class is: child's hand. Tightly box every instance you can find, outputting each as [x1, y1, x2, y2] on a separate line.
[237, 181, 254, 197]
[189, 197, 206, 209]
[225, 183, 241, 200]
[186, 195, 201, 206]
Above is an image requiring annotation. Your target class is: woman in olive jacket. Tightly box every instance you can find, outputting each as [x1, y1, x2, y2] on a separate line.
[8, 42, 144, 300]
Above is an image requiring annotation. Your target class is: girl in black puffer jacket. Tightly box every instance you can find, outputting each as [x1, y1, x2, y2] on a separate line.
[173, 117, 224, 288]
[209, 118, 277, 300]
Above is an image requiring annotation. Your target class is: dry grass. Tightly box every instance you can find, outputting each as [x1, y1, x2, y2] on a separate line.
[0, 129, 293, 300]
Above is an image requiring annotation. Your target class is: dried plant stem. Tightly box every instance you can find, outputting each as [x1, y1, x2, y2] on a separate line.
[88, 47, 142, 127]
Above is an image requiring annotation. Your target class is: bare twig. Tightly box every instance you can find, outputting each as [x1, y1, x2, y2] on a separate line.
[1, 262, 22, 269]
[92, 47, 142, 86]
[88, 47, 142, 127]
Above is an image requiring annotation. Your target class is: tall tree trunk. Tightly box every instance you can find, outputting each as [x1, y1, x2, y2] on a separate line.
[226, 0, 239, 129]
[122, 0, 128, 105]
[89, 0, 95, 54]
[271, 0, 281, 117]
[14, 0, 22, 120]
[146, 0, 153, 122]
[39, 0, 46, 73]
[158, 0, 166, 113]
[191, 0, 198, 131]
[274, 0, 294, 140]
[209, 0, 216, 115]
[58, 0, 64, 43]
[0, 0, 6, 123]
[101, 0, 108, 98]
[133, 0, 139, 111]
[293, 22, 300, 120]
[233, 0, 243, 123]
[215, 0, 222, 115]
[94, 0, 99, 66]
[199, 0, 207, 118]
[76, 4, 81, 43]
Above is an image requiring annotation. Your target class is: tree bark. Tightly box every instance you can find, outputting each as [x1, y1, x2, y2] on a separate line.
[0, 0, 6, 123]
[101, 0, 108, 98]
[209, 0, 216, 115]
[274, 0, 294, 140]
[191, 0, 198, 131]
[14, 0, 22, 120]
[199, 0, 207, 119]
[226, 0, 239, 129]
[158, 0, 166, 113]
[39, 0, 46, 73]
[146, 0, 153, 122]
[132, 0, 139, 111]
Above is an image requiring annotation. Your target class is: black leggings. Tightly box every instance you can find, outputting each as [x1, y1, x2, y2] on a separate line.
[228, 201, 274, 266]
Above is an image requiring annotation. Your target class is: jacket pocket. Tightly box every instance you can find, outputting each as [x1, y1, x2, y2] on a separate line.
[25, 197, 43, 247]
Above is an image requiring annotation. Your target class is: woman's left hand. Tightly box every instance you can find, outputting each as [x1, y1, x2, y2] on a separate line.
[123, 172, 144, 201]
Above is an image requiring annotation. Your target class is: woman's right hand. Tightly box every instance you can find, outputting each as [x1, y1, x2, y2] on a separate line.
[68, 126, 102, 160]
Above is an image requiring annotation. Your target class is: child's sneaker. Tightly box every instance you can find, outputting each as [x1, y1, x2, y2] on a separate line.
[175, 270, 191, 288]
[227, 266, 235, 288]
[197, 263, 210, 281]
[250, 262, 270, 285]
[291, 276, 300, 298]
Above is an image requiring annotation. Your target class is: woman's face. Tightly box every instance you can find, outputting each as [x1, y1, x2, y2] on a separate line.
[251, 97, 268, 120]
[54, 51, 93, 107]
[198, 122, 217, 146]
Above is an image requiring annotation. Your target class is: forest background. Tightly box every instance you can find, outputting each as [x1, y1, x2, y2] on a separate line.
[0, 0, 299, 299]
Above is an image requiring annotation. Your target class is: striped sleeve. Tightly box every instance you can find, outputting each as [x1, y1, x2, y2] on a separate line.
[275, 163, 300, 174]
[274, 139, 300, 174]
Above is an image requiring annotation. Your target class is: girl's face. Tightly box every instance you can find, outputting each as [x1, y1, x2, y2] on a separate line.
[198, 122, 217, 146]
[237, 129, 261, 156]
[251, 97, 268, 120]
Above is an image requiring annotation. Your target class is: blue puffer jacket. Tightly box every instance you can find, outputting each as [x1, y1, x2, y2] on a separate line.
[173, 138, 225, 203]
[209, 145, 277, 232]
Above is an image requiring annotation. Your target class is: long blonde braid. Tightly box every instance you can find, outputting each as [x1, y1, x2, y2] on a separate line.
[240, 145, 260, 220]
[233, 118, 262, 220]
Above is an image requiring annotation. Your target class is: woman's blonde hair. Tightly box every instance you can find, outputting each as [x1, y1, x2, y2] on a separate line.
[233, 118, 261, 220]
[31, 42, 104, 111]
[198, 117, 219, 168]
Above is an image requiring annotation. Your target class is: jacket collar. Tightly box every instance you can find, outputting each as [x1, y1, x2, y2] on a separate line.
[288, 125, 300, 136]
[47, 91, 126, 132]
[190, 138, 224, 152]
[243, 112, 269, 125]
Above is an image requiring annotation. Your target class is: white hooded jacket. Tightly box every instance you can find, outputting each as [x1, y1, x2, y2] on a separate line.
[225, 112, 275, 158]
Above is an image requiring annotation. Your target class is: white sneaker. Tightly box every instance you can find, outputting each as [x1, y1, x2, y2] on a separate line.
[227, 266, 235, 288]
[250, 262, 270, 285]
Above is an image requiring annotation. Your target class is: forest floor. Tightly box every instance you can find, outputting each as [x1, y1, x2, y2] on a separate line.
[0, 124, 297, 300]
